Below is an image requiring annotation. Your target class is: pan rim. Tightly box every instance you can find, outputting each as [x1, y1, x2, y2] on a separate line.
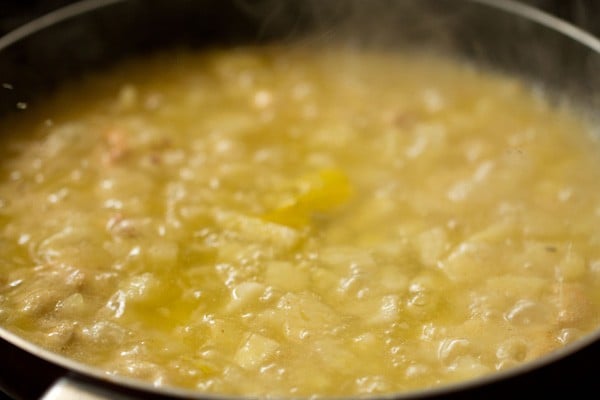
[1, 0, 600, 398]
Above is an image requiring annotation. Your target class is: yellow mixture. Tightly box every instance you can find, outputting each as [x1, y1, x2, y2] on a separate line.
[1, 46, 600, 397]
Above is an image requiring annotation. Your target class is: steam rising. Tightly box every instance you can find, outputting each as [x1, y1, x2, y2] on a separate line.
[232, 0, 600, 117]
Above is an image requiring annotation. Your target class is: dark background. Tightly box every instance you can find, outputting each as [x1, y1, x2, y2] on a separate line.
[1, 0, 600, 38]
[0, 0, 599, 399]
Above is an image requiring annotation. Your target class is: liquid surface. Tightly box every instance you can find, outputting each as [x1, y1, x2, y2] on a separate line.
[1, 46, 600, 397]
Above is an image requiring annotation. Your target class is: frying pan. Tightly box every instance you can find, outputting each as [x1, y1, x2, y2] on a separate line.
[1, 0, 600, 399]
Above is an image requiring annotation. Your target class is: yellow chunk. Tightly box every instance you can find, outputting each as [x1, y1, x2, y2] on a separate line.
[557, 250, 586, 282]
[263, 168, 353, 228]
[234, 333, 279, 370]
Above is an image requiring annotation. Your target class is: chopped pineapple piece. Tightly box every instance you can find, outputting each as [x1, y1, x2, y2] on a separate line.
[264, 261, 309, 292]
[262, 168, 353, 228]
[556, 250, 586, 282]
[234, 333, 279, 370]
[216, 211, 301, 250]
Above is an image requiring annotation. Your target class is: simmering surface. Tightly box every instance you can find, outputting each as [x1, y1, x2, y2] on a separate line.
[1, 46, 600, 397]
